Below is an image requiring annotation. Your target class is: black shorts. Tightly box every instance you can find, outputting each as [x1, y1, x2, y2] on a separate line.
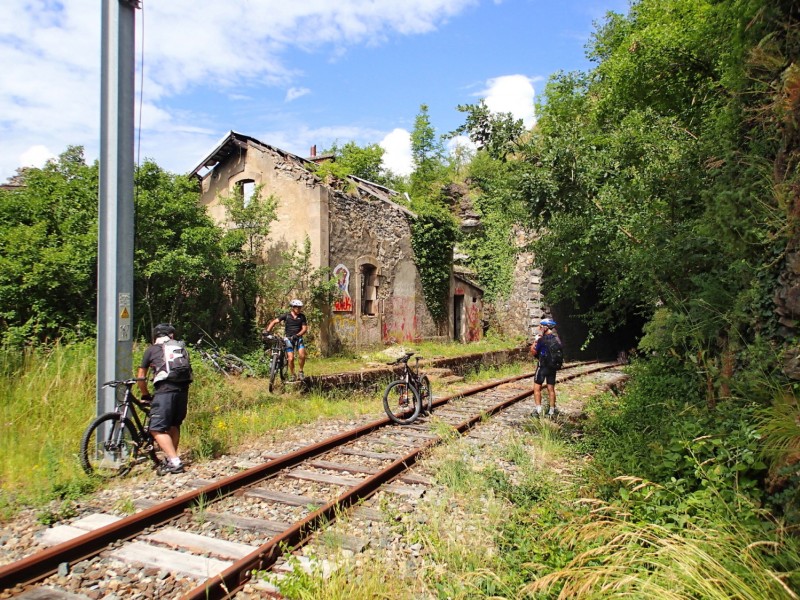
[534, 366, 556, 386]
[149, 387, 189, 432]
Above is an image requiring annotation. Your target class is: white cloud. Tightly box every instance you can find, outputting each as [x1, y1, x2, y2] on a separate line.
[0, 0, 478, 180]
[479, 74, 537, 128]
[446, 134, 477, 156]
[285, 87, 311, 102]
[380, 129, 413, 176]
[19, 145, 55, 170]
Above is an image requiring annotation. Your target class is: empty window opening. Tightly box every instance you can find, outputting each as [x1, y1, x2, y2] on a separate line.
[238, 180, 256, 207]
[361, 264, 378, 316]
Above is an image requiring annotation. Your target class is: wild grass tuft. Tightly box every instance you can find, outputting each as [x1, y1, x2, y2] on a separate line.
[528, 501, 800, 599]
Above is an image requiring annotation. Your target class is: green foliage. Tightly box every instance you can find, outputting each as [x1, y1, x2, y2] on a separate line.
[134, 161, 235, 339]
[315, 140, 408, 192]
[0, 147, 99, 343]
[458, 152, 530, 302]
[583, 358, 768, 528]
[513, 0, 797, 396]
[447, 99, 525, 161]
[410, 202, 459, 324]
[410, 104, 447, 197]
[0, 151, 241, 345]
[216, 183, 279, 336]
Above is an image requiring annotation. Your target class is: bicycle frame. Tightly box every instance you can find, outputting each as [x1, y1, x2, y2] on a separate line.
[82, 379, 158, 477]
[108, 381, 151, 448]
[383, 352, 429, 425]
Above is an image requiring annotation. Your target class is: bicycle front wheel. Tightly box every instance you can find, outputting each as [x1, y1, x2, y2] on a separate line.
[80, 413, 141, 478]
[383, 380, 421, 425]
[269, 353, 282, 392]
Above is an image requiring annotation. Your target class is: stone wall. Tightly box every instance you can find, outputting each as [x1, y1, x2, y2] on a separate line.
[496, 226, 547, 343]
[327, 192, 437, 351]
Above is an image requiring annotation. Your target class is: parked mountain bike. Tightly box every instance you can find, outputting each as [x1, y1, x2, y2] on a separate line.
[80, 379, 160, 478]
[383, 351, 432, 425]
[195, 335, 254, 377]
[262, 332, 287, 392]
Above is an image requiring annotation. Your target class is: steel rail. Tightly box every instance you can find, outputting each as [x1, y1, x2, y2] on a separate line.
[184, 362, 617, 599]
[0, 364, 543, 590]
[0, 361, 612, 594]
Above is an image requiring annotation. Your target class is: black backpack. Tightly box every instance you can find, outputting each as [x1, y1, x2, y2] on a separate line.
[160, 339, 193, 383]
[540, 337, 564, 370]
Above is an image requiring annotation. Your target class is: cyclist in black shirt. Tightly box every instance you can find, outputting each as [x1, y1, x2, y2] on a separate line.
[264, 299, 308, 381]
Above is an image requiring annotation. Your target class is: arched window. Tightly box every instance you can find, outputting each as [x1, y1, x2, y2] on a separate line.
[361, 263, 378, 316]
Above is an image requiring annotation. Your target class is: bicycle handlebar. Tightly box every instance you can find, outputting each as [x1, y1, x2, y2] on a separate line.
[102, 379, 138, 388]
[386, 351, 417, 365]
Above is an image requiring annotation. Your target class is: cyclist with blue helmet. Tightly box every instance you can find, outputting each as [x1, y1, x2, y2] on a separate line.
[530, 318, 561, 418]
[264, 299, 308, 381]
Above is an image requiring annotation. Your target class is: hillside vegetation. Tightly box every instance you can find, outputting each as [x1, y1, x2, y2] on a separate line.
[1, 0, 799, 595]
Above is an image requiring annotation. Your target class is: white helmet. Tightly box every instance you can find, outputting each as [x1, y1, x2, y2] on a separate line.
[289, 299, 303, 307]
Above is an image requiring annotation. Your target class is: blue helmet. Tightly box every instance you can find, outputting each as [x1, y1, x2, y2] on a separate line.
[540, 319, 557, 328]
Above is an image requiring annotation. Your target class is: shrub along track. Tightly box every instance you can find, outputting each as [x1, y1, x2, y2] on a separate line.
[0, 360, 618, 599]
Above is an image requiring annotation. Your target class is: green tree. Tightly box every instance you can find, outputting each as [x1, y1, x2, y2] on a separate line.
[0, 150, 239, 345]
[410, 104, 446, 198]
[134, 161, 235, 339]
[0, 148, 98, 343]
[518, 0, 792, 401]
[316, 141, 407, 192]
[448, 99, 525, 161]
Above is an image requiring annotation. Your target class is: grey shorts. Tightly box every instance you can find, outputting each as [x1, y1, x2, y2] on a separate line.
[149, 388, 189, 432]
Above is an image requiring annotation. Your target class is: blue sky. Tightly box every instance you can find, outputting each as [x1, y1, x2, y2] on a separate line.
[0, 0, 630, 182]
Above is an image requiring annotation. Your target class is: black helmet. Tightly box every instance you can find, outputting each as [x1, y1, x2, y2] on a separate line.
[153, 323, 176, 339]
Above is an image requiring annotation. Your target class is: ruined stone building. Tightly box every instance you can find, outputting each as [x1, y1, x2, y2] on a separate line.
[191, 131, 483, 354]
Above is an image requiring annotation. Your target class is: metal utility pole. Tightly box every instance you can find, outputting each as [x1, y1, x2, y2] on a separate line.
[97, 0, 140, 416]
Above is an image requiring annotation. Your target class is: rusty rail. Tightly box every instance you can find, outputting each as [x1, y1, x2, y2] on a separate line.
[0, 360, 614, 595]
[184, 362, 615, 599]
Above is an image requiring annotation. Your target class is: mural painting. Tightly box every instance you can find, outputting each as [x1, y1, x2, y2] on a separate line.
[333, 264, 353, 312]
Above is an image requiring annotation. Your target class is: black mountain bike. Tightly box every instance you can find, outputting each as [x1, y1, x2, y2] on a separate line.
[383, 352, 432, 425]
[195, 335, 254, 377]
[80, 379, 160, 478]
[262, 333, 287, 392]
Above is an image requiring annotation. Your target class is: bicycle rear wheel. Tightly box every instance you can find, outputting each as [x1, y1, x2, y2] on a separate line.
[80, 413, 142, 478]
[383, 380, 422, 425]
[221, 353, 255, 377]
[419, 375, 433, 415]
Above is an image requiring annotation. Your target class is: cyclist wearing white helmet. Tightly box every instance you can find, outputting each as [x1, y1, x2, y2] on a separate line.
[530, 318, 562, 418]
[264, 299, 308, 381]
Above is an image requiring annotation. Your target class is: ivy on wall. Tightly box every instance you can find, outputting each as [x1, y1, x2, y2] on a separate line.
[410, 203, 459, 324]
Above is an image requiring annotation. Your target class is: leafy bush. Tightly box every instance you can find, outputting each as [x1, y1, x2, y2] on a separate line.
[584, 358, 768, 527]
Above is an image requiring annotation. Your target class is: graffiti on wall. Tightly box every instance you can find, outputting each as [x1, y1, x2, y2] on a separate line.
[383, 297, 418, 343]
[333, 264, 353, 312]
[332, 313, 357, 341]
[467, 301, 482, 342]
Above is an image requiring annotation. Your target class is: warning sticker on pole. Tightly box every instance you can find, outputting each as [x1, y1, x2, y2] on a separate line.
[118, 293, 131, 341]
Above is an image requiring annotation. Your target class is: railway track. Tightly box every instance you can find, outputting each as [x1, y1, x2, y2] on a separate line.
[0, 360, 620, 599]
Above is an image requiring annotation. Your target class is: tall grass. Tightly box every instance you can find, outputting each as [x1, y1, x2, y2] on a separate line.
[0, 341, 96, 501]
[0, 340, 394, 515]
[529, 502, 800, 599]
